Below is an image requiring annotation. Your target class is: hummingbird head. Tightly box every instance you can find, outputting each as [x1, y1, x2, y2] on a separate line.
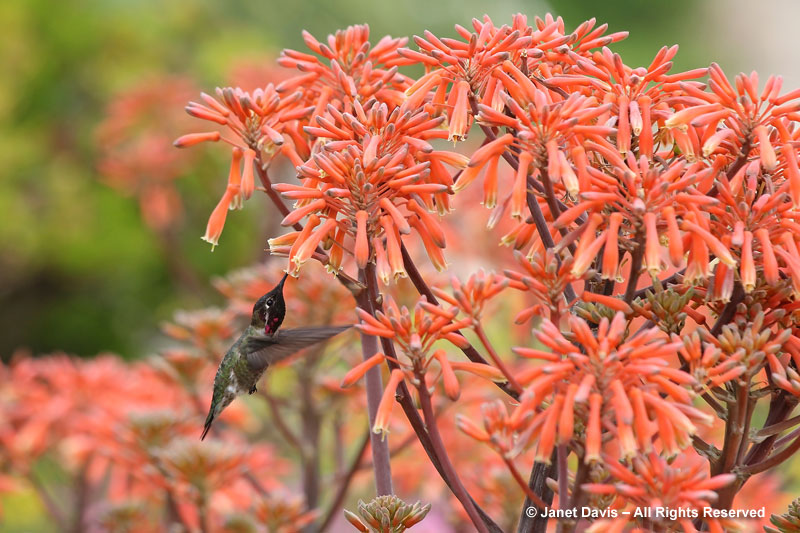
[252, 272, 288, 334]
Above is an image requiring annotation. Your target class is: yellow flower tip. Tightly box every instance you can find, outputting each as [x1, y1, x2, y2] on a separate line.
[372, 425, 390, 441]
[201, 236, 219, 251]
[584, 453, 600, 465]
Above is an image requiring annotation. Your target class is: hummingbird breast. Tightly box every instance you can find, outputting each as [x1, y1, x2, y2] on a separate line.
[232, 350, 264, 393]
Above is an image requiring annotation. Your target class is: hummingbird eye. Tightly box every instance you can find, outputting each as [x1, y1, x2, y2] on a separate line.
[266, 298, 274, 308]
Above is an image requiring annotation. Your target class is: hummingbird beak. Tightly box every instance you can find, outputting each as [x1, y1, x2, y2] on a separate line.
[278, 272, 289, 291]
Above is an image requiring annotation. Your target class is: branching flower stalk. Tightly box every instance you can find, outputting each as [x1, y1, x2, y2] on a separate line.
[171, 13, 800, 533]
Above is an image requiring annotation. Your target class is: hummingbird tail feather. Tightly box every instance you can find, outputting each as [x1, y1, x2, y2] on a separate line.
[200, 408, 216, 441]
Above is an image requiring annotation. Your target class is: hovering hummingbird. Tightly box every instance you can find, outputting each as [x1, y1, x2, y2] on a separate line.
[201, 273, 351, 440]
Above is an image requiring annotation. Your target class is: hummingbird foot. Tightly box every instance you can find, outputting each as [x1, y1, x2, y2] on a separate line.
[249, 385, 258, 395]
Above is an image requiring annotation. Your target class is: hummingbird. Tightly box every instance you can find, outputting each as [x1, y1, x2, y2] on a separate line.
[201, 273, 351, 440]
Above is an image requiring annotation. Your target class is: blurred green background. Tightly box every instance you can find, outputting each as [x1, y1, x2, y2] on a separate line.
[0, 0, 794, 360]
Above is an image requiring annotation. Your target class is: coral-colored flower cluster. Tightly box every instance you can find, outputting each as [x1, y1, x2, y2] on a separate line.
[96, 11, 800, 533]
[0, 267, 364, 531]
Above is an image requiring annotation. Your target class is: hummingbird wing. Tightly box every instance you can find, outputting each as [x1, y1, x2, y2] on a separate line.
[243, 325, 352, 372]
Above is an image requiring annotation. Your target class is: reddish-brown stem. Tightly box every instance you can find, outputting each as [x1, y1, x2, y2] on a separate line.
[475, 324, 523, 393]
[417, 377, 490, 533]
[392, 377, 504, 532]
[739, 432, 800, 475]
[244, 472, 271, 497]
[711, 319, 795, 510]
[631, 270, 685, 300]
[164, 488, 193, 532]
[736, 389, 757, 463]
[623, 230, 645, 304]
[539, 167, 577, 258]
[255, 157, 364, 295]
[254, 162, 300, 229]
[471, 90, 579, 309]
[400, 242, 520, 400]
[530, 74, 569, 99]
[707, 291, 752, 510]
[555, 445, 570, 533]
[298, 350, 323, 514]
[539, 167, 563, 223]
[356, 265, 394, 496]
[364, 262, 504, 533]
[744, 392, 798, 466]
[503, 456, 547, 509]
[755, 413, 800, 438]
[704, 285, 750, 510]
[525, 189, 557, 249]
[566, 459, 589, 533]
[468, 93, 579, 222]
[774, 426, 800, 449]
[708, 138, 752, 198]
[702, 392, 726, 419]
[720, 392, 800, 508]
[715, 381, 749, 475]
[318, 430, 371, 533]
[557, 444, 568, 511]
[708, 283, 745, 337]
[518, 458, 557, 533]
[517, 188, 566, 532]
[524, 189, 576, 304]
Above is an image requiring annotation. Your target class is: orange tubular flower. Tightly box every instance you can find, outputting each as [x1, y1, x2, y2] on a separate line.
[398, 15, 533, 136]
[502, 313, 710, 463]
[178, 83, 311, 247]
[455, 400, 520, 457]
[398, 14, 626, 147]
[583, 452, 738, 533]
[448, 80, 471, 141]
[201, 184, 239, 250]
[277, 25, 412, 117]
[644, 211, 662, 275]
[372, 369, 405, 439]
[272, 98, 460, 277]
[348, 293, 506, 402]
[431, 270, 508, 324]
[462, 60, 618, 207]
[504, 249, 584, 322]
[182, 83, 309, 165]
[451, 42, 715, 284]
[173, 131, 220, 148]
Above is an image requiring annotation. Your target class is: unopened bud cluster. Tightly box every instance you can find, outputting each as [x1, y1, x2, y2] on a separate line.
[344, 495, 431, 533]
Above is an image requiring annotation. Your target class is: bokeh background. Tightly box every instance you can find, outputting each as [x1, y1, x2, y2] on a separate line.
[3, 0, 799, 360]
[2, 1, 800, 531]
